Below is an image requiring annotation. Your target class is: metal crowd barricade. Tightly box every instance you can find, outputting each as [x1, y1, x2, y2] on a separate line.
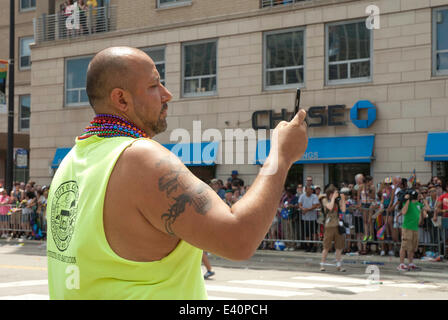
[263, 205, 447, 258]
[0, 204, 47, 239]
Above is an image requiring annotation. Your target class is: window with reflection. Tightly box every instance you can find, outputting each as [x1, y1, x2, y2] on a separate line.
[326, 20, 372, 85]
[264, 28, 305, 90]
[65, 56, 92, 106]
[142, 47, 166, 86]
[182, 40, 217, 97]
[434, 7, 448, 76]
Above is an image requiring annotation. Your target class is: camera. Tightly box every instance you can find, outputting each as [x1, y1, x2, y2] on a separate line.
[397, 188, 418, 203]
[335, 188, 350, 203]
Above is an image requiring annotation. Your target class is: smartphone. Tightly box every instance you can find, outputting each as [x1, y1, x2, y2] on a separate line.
[291, 88, 308, 125]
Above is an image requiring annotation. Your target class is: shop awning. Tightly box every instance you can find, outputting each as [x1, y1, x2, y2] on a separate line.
[51, 148, 71, 168]
[424, 132, 448, 161]
[163, 141, 219, 166]
[255, 135, 375, 164]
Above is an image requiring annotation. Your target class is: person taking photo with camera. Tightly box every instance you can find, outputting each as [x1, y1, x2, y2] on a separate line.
[397, 190, 424, 271]
[320, 185, 346, 272]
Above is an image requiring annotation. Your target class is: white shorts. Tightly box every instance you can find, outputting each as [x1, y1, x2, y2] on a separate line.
[393, 211, 403, 229]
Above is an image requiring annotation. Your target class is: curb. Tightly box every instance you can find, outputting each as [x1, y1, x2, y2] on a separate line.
[252, 249, 448, 268]
[0, 239, 46, 246]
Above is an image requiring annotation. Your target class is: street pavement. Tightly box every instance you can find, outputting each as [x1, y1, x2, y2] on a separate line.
[0, 239, 448, 300]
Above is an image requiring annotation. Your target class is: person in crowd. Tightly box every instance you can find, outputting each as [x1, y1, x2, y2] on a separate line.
[78, 0, 89, 35]
[224, 189, 234, 207]
[436, 179, 444, 198]
[298, 185, 320, 252]
[296, 184, 303, 198]
[42, 186, 49, 237]
[10, 182, 23, 203]
[416, 188, 431, 258]
[341, 187, 355, 253]
[379, 177, 394, 256]
[354, 173, 364, 192]
[349, 188, 366, 254]
[389, 178, 408, 256]
[397, 190, 424, 271]
[279, 186, 297, 251]
[425, 186, 438, 248]
[320, 185, 346, 272]
[305, 176, 314, 189]
[229, 170, 244, 187]
[0, 188, 11, 239]
[232, 188, 242, 203]
[65, 0, 76, 37]
[210, 179, 225, 200]
[314, 185, 321, 197]
[434, 179, 448, 247]
[21, 191, 37, 240]
[357, 175, 375, 242]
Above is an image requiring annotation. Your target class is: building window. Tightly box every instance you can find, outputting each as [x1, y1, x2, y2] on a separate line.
[20, 0, 36, 11]
[326, 20, 372, 85]
[142, 47, 166, 86]
[19, 37, 33, 70]
[182, 40, 217, 97]
[19, 95, 30, 131]
[65, 56, 92, 106]
[264, 28, 305, 90]
[433, 7, 448, 76]
[157, 0, 191, 8]
[261, 0, 307, 8]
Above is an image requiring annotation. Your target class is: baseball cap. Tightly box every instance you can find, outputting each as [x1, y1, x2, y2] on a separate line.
[231, 170, 238, 175]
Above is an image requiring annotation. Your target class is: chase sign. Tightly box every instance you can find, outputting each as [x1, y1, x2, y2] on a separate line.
[350, 100, 377, 129]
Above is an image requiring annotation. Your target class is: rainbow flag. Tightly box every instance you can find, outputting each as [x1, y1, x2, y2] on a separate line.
[0, 59, 7, 109]
[409, 169, 416, 186]
[0, 59, 7, 78]
[377, 223, 386, 241]
[375, 213, 383, 229]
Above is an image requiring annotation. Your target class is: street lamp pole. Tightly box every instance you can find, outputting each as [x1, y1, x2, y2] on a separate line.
[5, 0, 15, 194]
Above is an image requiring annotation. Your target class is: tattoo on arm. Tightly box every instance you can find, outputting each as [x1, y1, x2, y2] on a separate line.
[157, 158, 212, 236]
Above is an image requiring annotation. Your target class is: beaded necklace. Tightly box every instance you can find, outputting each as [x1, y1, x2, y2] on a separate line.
[78, 114, 148, 140]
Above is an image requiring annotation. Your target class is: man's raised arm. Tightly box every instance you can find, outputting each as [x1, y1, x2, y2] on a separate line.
[126, 110, 308, 261]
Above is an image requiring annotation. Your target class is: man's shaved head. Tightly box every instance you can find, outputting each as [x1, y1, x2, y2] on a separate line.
[86, 47, 151, 110]
[84, 46, 173, 138]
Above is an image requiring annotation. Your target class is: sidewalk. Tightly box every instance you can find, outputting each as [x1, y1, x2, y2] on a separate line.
[209, 248, 448, 272]
[1, 238, 446, 270]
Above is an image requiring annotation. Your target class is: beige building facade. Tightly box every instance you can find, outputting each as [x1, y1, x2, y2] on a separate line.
[0, 0, 44, 184]
[23, 0, 448, 188]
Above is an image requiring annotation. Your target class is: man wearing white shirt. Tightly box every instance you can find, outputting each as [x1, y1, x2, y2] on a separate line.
[299, 186, 320, 252]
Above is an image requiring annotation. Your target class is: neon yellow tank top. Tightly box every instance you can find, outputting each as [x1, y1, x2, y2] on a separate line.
[46, 136, 207, 300]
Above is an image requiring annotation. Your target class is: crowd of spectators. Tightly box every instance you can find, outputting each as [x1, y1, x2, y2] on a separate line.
[0, 181, 48, 240]
[263, 174, 448, 261]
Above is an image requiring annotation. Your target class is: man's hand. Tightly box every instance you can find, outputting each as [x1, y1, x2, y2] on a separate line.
[270, 109, 308, 167]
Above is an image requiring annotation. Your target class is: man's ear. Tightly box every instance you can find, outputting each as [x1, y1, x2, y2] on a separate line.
[110, 88, 132, 113]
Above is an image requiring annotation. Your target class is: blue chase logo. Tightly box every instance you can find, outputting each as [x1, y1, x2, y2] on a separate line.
[350, 100, 377, 129]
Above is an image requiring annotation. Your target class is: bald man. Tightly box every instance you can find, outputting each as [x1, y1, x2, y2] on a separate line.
[46, 47, 308, 300]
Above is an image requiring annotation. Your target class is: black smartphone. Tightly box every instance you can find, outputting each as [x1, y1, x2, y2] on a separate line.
[290, 88, 307, 125]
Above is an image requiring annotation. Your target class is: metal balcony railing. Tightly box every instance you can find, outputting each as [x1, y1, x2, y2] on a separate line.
[261, 0, 310, 8]
[34, 5, 117, 44]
